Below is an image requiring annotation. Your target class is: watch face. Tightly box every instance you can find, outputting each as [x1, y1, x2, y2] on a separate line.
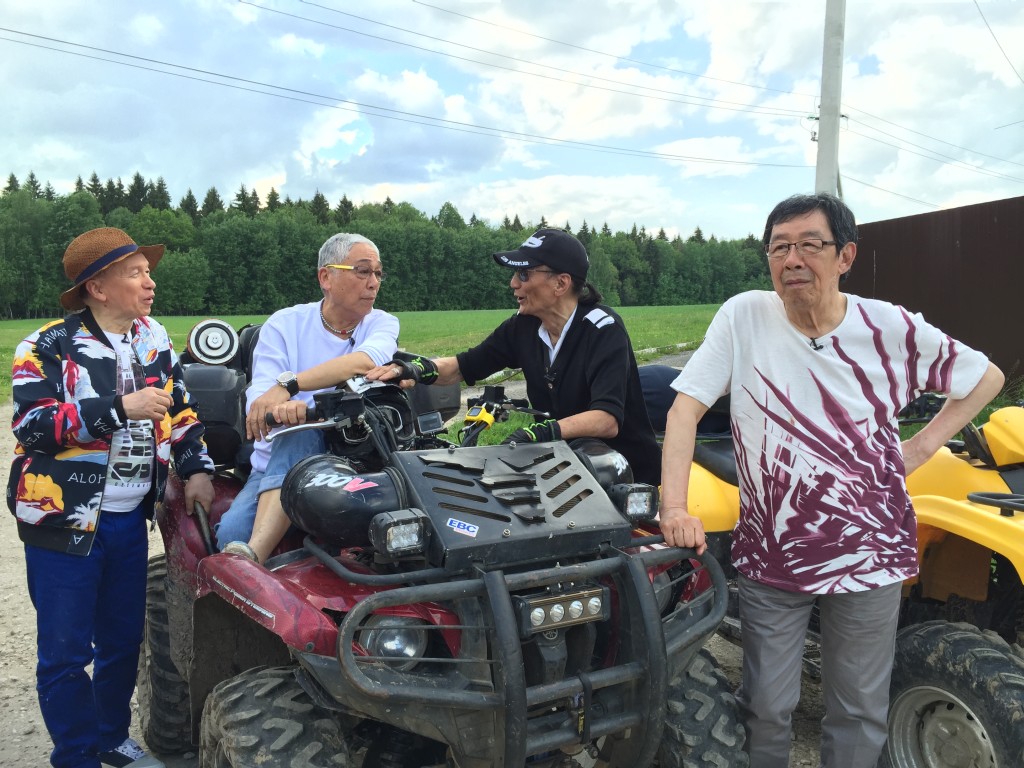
[278, 371, 294, 384]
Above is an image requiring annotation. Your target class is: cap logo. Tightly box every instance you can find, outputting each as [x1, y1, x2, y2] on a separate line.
[522, 235, 545, 249]
[503, 258, 531, 267]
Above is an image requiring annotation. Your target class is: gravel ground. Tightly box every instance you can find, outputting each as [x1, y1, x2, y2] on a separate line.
[0, 357, 826, 766]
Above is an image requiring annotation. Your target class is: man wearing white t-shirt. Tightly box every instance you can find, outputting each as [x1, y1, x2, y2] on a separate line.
[658, 193, 1003, 768]
[217, 233, 398, 563]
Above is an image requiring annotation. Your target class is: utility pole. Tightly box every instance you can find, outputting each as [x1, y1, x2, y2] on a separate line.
[815, 0, 846, 197]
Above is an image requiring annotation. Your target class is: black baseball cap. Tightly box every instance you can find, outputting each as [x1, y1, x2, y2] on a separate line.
[492, 228, 590, 280]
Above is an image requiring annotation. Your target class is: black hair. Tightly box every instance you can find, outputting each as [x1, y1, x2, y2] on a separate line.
[571, 277, 604, 307]
[762, 192, 857, 281]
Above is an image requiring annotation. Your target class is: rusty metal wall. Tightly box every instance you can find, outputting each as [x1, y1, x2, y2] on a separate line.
[844, 195, 1024, 380]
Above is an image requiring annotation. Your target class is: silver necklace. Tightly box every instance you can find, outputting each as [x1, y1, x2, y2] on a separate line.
[320, 301, 356, 337]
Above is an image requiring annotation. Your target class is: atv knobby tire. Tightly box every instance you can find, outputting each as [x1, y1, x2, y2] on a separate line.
[657, 648, 749, 768]
[137, 553, 192, 753]
[200, 666, 360, 767]
[881, 621, 1024, 768]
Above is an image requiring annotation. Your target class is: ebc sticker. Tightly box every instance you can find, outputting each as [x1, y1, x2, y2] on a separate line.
[447, 517, 479, 538]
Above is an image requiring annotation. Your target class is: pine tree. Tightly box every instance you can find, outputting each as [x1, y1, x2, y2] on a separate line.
[601, 222, 612, 236]
[87, 172, 103, 199]
[126, 172, 148, 212]
[382, 196, 395, 214]
[3, 173, 19, 195]
[42, 182, 56, 201]
[232, 183, 256, 216]
[179, 189, 200, 224]
[249, 188, 261, 215]
[511, 214, 524, 232]
[148, 176, 172, 210]
[334, 195, 353, 226]
[266, 187, 281, 212]
[74, 176, 85, 193]
[24, 171, 42, 198]
[201, 186, 224, 217]
[502, 215, 513, 230]
[310, 191, 331, 225]
[538, 215, 549, 229]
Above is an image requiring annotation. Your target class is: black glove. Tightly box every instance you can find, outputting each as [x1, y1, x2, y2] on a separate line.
[503, 418, 561, 445]
[389, 352, 439, 385]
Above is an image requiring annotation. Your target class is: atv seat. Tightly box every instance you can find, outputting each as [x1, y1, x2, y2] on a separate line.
[692, 439, 738, 486]
[638, 365, 732, 439]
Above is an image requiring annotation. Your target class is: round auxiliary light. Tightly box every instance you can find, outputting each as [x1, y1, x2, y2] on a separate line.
[530, 608, 546, 627]
[568, 600, 584, 619]
[549, 604, 565, 622]
[587, 597, 602, 615]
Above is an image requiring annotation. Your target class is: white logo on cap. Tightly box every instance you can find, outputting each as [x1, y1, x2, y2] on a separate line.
[522, 235, 545, 249]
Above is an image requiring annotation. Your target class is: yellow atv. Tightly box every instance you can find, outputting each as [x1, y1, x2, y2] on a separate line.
[641, 367, 1024, 768]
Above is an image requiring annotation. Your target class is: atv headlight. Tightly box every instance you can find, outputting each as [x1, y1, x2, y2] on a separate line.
[608, 483, 659, 522]
[368, 508, 428, 557]
[357, 615, 429, 672]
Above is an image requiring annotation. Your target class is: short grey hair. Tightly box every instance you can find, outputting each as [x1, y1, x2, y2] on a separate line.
[317, 233, 380, 269]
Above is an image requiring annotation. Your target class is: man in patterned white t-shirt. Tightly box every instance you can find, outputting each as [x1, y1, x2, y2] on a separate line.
[658, 193, 1003, 768]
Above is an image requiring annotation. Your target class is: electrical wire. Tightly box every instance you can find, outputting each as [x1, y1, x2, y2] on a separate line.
[410, 0, 816, 99]
[403, 1, 1019, 177]
[0, 30, 810, 169]
[973, 0, 1024, 86]
[844, 128, 1024, 184]
[842, 175, 941, 209]
[244, 1, 809, 119]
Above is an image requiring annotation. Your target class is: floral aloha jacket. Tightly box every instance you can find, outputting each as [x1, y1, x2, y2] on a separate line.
[7, 308, 213, 555]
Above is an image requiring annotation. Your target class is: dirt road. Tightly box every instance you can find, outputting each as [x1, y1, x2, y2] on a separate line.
[0, 397, 824, 767]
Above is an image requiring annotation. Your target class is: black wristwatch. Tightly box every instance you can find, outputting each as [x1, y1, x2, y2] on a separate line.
[276, 371, 299, 396]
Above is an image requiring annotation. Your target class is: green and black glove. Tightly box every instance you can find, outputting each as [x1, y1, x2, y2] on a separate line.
[503, 418, 561, 445]
[389, 352, 439, 385]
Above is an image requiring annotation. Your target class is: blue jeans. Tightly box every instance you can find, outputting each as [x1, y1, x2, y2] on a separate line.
[215, 429, 325, 548]
[25, 504, 149, 768]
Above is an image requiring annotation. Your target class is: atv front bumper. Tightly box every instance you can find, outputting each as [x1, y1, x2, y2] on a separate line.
[297, 544, 727, 768]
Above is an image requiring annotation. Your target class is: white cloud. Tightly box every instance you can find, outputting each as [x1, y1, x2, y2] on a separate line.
[271, 33, 326, 59]
[128, 14, 163, 45]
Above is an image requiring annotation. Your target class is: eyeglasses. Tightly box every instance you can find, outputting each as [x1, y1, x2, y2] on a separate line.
[326, 264, 387, 282]
[765, 239, 838, 260]
[514, 268, 558, 283]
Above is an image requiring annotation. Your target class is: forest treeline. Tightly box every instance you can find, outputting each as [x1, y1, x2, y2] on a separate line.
[0, 171, 771, 319]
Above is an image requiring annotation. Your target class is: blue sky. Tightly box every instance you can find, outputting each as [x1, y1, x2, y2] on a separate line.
[1, 1, 1022, 241]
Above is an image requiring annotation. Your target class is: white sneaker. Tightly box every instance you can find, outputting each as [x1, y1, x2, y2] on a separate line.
[98, 737, 166, 768]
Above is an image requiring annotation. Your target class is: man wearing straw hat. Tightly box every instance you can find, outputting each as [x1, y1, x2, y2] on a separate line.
[9, 227, 215, 768]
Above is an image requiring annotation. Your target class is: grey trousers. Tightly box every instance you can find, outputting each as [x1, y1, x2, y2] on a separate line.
[735, 575, 902, 768]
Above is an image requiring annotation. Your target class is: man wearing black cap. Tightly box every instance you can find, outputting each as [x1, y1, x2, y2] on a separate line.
[367, 228, 661, 485]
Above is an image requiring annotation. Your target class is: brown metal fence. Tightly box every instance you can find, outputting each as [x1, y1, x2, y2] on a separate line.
[845, 195, 1024, 384]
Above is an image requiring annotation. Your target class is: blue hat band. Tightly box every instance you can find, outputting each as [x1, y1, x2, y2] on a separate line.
[74, 243, 139, 284]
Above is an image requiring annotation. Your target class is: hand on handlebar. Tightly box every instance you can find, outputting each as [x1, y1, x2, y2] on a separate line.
[391, 353, 439, 385]
[658, 506, 707, 555]
[502, 418, 561, 445]
[246, 386, 291, 441]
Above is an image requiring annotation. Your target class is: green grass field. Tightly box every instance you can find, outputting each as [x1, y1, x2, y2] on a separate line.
[1, 305, 720, 403]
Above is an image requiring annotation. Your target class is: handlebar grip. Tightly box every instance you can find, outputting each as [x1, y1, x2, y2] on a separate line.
[264, 407, 317, 427]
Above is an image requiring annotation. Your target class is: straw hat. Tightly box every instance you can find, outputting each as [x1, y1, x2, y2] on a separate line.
[60, 227, 164, 311]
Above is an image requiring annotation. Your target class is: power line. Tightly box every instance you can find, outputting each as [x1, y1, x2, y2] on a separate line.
[405, 1, 1023, 176]
[844, 127, 1024, 184]
[411, 0, 816, 99]
[244, 1, 809, 119]
[843, 175, 941, 209]
[973, 0, 1024, 86]
[843, 108, 1024, 169]
[0, 30, 811, 170]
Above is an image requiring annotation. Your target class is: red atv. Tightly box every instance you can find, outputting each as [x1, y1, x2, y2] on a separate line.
[137, 320, 747, 768]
